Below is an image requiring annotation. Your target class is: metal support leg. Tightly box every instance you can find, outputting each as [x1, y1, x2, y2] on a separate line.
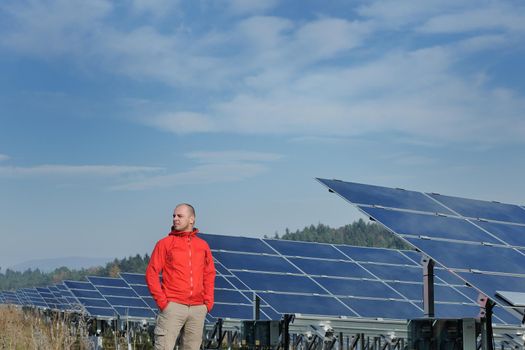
[422, 256, 435, 318]
[478, 294, 495, 350]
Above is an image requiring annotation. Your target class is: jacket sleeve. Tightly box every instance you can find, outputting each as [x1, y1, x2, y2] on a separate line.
[145, 241, 169, 311]
[203, 243, 216, 312]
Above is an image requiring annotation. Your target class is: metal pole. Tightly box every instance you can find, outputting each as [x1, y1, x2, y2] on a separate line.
[422, 256, 435, 318]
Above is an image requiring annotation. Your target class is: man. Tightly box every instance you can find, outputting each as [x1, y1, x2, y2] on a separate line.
[146, 203, 216, 350]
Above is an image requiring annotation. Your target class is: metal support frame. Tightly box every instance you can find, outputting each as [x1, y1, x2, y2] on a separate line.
[478, 294, 496, 350]
[205, 318, 225, 349]
[253, 293, 260, 321]
[278, 314, 293, 350]
[422, 255, 435, 318]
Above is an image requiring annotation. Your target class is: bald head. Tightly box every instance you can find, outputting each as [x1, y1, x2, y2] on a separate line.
[172, 203, 196, 232]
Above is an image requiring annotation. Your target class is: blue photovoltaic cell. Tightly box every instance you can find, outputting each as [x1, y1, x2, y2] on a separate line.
[264, 239, 347, 260]
[70, 289, 104, 299]
[144, 297, 158, 310]
[386, 282, 471, 303]
[493, 306, 522, 325]
[288, 258, 373, 279]
[88, 276, 128, 288]
[434, 268, 465, 285]
[476, 221, 525, 247]
[456, 272, 525, 300]
[261, 306, 283, 321]
[3, 291, 20, 304]
[130, 285, 150, 297]
[79, 298, 112, 308]
[337, 244, 417, 265]
[114, 307, 156, 318]
[209, 304, 254, 319]
[120, 273, 147, 285]
[261, 306, 281, 320]
[214, 251, 300, 273]
[226, 276, 248, 290]
[342, 298, 422, 319]
[432, 303, 479, 319]
[85, 306, 116, 318]
[362, 207, 501, 244]
[215, 289, 251, 304]
[317, 178, 452, 214]
[36, 287, 60, 309]
[404, 237, 525, 274]
[259, 292, 357, 317]
[214, 263, 231, 275]
[105, 296, 148, 308]
[96, 286, 138, 298]
[232, 271, 326, 294]
[434, 285, 473, 303]
[363, 264, 422, 283]
[429, 193, 525, 224]
[215, 276, 235, 289]
[314, 277, 400, 299]
[203, 234, 275, 254]
[63, 280, 97, 290]
[400, 250, 422, 265]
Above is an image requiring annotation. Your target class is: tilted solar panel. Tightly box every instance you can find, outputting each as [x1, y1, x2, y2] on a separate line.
[317, 177, 525, 324]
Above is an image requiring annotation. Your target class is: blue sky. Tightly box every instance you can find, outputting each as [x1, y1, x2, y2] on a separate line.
[1, 0, 525, 269]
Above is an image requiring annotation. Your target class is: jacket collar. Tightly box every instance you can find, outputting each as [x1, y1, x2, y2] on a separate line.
[169, 228, 199, 237]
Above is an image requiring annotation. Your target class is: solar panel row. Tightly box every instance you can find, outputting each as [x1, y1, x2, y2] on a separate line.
[317, 177, 525, 325]
[2, 231, 521, 326]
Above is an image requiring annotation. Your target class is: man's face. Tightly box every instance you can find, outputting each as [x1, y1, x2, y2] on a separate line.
[172, 205, 194, 232]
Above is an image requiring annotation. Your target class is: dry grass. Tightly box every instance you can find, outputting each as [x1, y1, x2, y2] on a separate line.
[0, 305, 91, 349]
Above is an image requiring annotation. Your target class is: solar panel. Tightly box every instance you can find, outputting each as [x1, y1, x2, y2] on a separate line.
[257, 293, 358, 317]
[20, 288, 48, 308]
[288, 258, 373, 279]
[201, 234, 504, 322]
[314, 277, 401, 299]
[342, 298, 422, 319]
[120, 272, 160, 314]
[87, 276, 155, 319]
[337, 244, 418, 266]
[202, 233, 274, 254]
[63, 280, 116, 319]
[36, 287, 61, 310]
[316, 178, 452, 214]
[428, 193, 525, 224]
[2, 291, 21, 305]
[213, 251, 300, 273]
[264, 239, 347, 259]
[360, 207, 501, 244]
[317, 177, 525, 324]
[232, 271, 326, 294]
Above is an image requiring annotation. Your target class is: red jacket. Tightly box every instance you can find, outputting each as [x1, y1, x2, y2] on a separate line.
[145, 229, 215, 311]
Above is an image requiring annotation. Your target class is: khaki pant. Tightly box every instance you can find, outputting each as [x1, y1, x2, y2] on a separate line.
[154, 302, 207, 350]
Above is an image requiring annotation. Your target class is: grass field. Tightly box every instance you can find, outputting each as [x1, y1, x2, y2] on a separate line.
[0, 305, 91, 349]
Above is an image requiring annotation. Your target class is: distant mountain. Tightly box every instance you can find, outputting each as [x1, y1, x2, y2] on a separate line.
[8, 256, 112, 273]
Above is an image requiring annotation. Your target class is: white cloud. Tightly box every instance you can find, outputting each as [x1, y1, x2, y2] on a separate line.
[144, 112, 217, 134]
[0, 164, 163, 177]
[0, 154, 9, 162]
[130, 0, 180, 18]
[0, 0, 112, 57]
[2, 0, 525, 145]
[225, 0, 279, 16]
[112, 151, 282, 190]
[418, 5, 525, 34]
[186, 151, 283, 163]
